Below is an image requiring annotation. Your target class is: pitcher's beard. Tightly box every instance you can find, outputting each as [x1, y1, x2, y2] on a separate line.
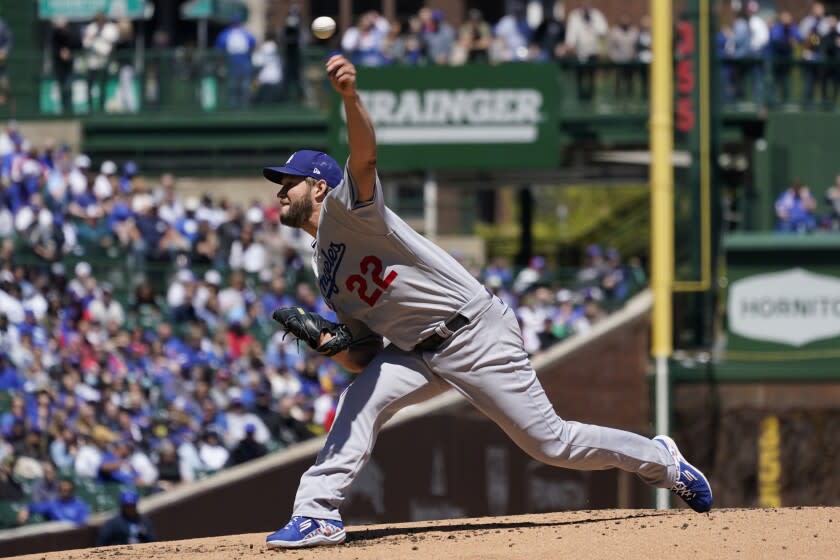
[280, 196, 314, 228]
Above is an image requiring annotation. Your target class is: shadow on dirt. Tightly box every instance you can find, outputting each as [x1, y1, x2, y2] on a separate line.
[346, 511, 673, 544]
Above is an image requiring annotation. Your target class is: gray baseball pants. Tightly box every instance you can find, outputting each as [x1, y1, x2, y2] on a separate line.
[293, 291, 677, 520]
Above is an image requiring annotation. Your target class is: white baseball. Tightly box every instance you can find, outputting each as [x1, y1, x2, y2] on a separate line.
[311, 16, 336, 40]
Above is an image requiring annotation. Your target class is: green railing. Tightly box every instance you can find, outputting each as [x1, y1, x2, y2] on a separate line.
[1, 46, 331, 119]
[717, 55, 840, 110]
[6, 49, 840, 120]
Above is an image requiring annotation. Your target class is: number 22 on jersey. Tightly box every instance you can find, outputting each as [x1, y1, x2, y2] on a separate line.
[346, 255, 398, 306]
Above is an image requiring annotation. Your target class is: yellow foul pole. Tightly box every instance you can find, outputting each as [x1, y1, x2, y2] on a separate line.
[650, 0, 674, 509]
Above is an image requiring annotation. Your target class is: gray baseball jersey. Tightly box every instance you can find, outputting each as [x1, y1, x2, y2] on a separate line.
[292, 164, 678, 521]
[312, 166, 482, 351]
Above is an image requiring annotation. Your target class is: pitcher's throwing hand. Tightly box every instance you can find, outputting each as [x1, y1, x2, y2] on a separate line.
[326, 55, 357, 97]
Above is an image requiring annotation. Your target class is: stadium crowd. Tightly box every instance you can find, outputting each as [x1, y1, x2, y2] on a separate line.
[0, 122, 642, 528]
[3, 1, 840, 114]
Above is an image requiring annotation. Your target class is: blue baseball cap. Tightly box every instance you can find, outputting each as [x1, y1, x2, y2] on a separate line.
[119, 489, 139, 506]
[263, 150, 342, 189]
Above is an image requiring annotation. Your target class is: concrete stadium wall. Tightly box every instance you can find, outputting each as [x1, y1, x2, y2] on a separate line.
[0, 291, 655, 557]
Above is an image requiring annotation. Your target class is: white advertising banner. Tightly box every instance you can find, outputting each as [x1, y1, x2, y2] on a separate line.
[728, 268, 840, 347]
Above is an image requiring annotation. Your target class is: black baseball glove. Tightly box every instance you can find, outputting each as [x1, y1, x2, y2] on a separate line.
[272, 307, 353, 357]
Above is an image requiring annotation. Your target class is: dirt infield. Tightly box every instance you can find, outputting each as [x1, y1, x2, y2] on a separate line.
[13, 507, 839, 560]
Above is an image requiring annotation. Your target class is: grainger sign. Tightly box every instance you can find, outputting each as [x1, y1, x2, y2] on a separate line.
[356, 89, 543, 144]
[727, 268, 840, 347]
[329, 64, 559, 171]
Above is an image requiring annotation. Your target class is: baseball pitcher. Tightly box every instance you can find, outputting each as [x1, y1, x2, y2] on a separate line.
[262, 54, 712, 549]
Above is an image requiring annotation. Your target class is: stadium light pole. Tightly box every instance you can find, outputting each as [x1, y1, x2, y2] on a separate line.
[650, 0, 674, 510]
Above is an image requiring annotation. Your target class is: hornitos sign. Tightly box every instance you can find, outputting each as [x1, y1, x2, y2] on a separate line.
[329, 64, 559, 171]
[728, 268, 840, 347]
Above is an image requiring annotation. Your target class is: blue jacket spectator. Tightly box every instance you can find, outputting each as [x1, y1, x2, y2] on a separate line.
[341, 11, 388, 67]
[775, 180, 818, 232]
[215, 17, 256, 108]
[0, 353, 21, 390]
[770, 13, 803, 59]
[20, 478, 89, 525]
[0, 395, 25, 437]
[731, 14, 752, 58]
[97, 440, 138, 485]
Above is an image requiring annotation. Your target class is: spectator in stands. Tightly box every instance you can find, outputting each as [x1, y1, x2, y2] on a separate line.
[74, 432, 106, 480]
[775, 179, 818, 232]
[1, 395, 25, 438]
[215, 204, 244, 267]
[153, 439, 183, 491]
[214, 15, 257, 108]
[176, 196, 201, 247]
[49, 427, 78, 472]
[576, 244, 609, 287]
[129, 280, 163, 330]
[601, 247, 630, 301]
[402, 16, 427, 65]
[554, 289, 582, 338]
[191, 219, 219, 265]
[198, 428, 229, 473]
[252, 387, 282, 441]
[636, 15, 652, 97]
[420, 8, 456, 65]
[155, 173, 183, 225]
[282, 3, 305, 102]
[218, 270, 249, 321]
[51, 18, 79, 115]
[229, 224, 267, 273]
[82, 12, 120, 113]
[88, 283, 124, 327]
[0, 455, 23, 501]
[226, 423, 267, 467]
[516, 291, 548, 356]
[342, 11, 389, 67]
[745, 1, 770, 106]
[75, 204, 114, 250]
[608, 15, 639, 98]
[252, 34, 284, 104]
[98, 439, 139, 485]
[14, 426, 49, 463]
[799, 1, 831, 107]
[224, 396, 269, 447]
[512, 255, 547, 294]
[769, 11, 803, 106]
[0, 17, 11, 107]
[0, 352, 21, 391]
[117, 160, 138, 194]
[30, 461, 59, 503]
[28, 207, 66, 266]
[565, 2, 608, 101]
[493, 1, 532, 62]
[820, 14, 840, 108]
[17, 477, 89, 525]
[97, 489, 156, 545]
[456, 9, 492, 64]
[582, 288, 607, 327]
[130, 193, 185, 266]
[824, 173, 840, 230]
[530, 1, 568, 61]
[275, 395, 314, 447]
[729, 8, 752, 103]
[536, 316, 563, 353]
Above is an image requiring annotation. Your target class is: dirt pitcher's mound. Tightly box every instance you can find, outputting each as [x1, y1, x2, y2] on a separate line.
[13, 507, 840, 560]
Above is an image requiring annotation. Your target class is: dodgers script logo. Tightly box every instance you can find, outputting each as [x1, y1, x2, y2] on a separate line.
[319, 241, 346, 305]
